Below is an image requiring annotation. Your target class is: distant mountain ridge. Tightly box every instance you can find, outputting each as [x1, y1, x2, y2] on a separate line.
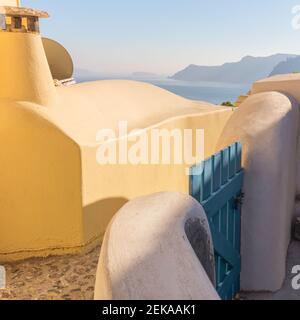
[270, 56, 300, 76]
[171, 54, 298, 84]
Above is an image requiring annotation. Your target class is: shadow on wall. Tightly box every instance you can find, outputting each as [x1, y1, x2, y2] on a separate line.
[83, 197, 129, 243]
[185, 217, 216, 285]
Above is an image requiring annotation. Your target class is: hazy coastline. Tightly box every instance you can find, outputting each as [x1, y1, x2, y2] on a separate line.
[76, 76, 249, 105]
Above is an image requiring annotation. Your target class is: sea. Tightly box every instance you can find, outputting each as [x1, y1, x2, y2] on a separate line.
[76, 76, 250, 105]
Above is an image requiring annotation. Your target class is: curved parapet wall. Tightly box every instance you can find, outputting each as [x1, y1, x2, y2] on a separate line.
[54, 80, 232, 148]
[0, 80, 234, 261]
[94, 192, 219, 300]
[252, 73, 300, 105]
[217, 92, 299, 292]
[252, 74, 300, 198]
[56, 80, 234, 246]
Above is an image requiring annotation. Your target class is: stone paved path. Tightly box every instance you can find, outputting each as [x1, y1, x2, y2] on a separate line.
[0, 246, 101, 300]
[0, 242, 299, 300]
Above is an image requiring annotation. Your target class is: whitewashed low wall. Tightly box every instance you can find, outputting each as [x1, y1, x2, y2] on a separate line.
[252, 74, 300, 197]
[217, 92, 299, 292]
[94, 192, 219, 300]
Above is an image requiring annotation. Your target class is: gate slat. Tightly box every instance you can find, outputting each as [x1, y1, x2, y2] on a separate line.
[217, 265, 241, 298]
[190, 142, 243, 300]
[209, 224, 241, 267]
[213, 152, 222, 192]
[221, 148, 229, 185]
[201, 172, 243, 218]
[229, 145, 236, 178]
[236, 142, 242, 172]
[203, 159, 212, 201]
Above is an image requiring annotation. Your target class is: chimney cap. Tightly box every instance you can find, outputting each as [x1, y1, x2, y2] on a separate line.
[0, 6, 49, 18]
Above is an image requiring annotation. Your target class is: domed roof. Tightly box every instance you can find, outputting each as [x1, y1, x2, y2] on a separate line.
[43, 38, 73, 81]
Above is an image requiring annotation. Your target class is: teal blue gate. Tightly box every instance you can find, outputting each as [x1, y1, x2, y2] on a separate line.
[190, 142, 244, 300]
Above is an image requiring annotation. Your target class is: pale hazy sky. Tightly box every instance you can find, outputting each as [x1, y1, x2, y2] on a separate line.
[23, 0, 300, 75]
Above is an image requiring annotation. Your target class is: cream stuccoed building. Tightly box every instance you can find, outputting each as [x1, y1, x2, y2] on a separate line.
[1, 0, 300, 299]
[0, 0, 234, 261]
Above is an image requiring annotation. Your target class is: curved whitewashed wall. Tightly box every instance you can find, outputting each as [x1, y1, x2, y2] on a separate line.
[94, 192, 219, 300]
[217, 92, 299, 292]
[252, 74, 300, 198]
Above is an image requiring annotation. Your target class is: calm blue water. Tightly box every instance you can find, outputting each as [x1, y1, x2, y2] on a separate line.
[139, 78, 250, 105]
[76, 76, 250, 105]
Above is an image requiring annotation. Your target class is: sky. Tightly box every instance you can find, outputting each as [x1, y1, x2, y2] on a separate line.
[23, 0, 300, 76]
